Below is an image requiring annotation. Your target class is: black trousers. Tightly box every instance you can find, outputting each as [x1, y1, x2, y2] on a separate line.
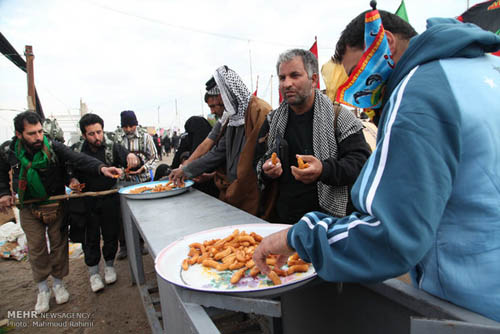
[82, 194, 120, 267]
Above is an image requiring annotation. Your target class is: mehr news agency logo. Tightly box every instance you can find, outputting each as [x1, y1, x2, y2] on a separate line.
[6, 310, 94, 329]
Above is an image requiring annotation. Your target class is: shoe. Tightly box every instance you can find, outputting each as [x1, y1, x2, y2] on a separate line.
[90, 274, 105, 292]
[35, 290, 50, 314]
[141, 246, 149, 256]
[53, 284, 70, 305]
[104, 266, 117, 284]
[116, 247, 127, 260]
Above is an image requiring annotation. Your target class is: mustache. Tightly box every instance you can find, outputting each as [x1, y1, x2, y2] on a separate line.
[24, 139, 43, 151]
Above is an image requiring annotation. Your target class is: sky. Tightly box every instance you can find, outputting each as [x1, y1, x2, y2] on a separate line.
[0, 0, 481, 143]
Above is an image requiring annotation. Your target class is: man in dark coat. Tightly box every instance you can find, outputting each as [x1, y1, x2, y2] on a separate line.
[0, 111, 121, 313]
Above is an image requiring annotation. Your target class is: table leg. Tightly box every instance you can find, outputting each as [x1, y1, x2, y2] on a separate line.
[120, 195, 145, 285]
[158, 276, 220, 334]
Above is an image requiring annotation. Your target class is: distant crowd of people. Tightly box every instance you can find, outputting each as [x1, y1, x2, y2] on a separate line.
[0, 4, 499, 323]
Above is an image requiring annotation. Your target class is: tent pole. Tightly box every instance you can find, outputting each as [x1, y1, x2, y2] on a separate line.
[24, 45, 36, 112]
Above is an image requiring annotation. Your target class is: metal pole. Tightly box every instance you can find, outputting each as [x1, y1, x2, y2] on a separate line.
[270, 75, 273, 108]
[175, 99, 178, 130]
[248, 40, 253, 92]
[200, 90, 205, 117]
[254, 75, 259, 96]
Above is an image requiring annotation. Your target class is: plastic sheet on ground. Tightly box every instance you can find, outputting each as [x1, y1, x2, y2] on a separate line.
[0, 221, 27, 261]
[69, 242, 83, 258]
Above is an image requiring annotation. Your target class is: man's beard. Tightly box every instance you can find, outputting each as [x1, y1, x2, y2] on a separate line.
[88, 140, 102, 150]
[23, 138, 43, 151]
[285, 91, 310, 106]
[283, 85, 312, 106]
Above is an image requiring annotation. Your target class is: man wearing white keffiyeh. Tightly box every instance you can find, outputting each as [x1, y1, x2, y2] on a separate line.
[170, 66, 272, 215]
[254, 49, 371, 223]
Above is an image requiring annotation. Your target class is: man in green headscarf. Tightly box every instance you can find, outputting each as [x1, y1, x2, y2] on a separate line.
[0, 111, 122, 314]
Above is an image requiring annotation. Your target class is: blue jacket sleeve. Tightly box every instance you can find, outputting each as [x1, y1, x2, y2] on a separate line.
[288, 69, 461, 283]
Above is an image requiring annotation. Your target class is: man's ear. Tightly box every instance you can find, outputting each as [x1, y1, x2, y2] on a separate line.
[385, 30, 397, 55]
[15, 131, 22, 139]
[311, 73, 319, 87]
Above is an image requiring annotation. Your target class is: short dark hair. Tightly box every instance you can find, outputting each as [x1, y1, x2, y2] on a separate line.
[204, 92, 215, 103]
[276, 49, 318, 79]
[79, 113, 104, 134]
[14, 111, 42, 133]
[333, 10, 417, 63]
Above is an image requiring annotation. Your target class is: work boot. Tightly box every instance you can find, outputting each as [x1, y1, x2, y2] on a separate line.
[90, 274, 105, 292]
[116, 246, 127, 260]
[104, 266, 117, 284]
[35, 290, 50, 314]
[52, 284, 70, 304]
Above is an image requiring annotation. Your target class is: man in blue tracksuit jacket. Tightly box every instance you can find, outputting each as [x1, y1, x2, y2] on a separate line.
[253, 10, 500, 321]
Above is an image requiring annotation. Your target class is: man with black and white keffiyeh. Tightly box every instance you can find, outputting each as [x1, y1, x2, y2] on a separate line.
[254, 49, 371, 224]
[170, 66, 272, 215]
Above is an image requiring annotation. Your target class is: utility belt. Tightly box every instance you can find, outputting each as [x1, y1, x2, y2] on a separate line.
[29, 202, 62, 225]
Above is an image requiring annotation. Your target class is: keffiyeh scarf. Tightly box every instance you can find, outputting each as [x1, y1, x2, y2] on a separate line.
[214, 66, 251, 127]
[257, 91, 363, 217]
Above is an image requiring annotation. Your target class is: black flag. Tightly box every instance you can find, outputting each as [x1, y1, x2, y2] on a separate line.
[457, 0, 500, 35]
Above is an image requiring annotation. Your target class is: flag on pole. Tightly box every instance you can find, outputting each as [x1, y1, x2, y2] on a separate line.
[321, 58, 348, 102]
[253, 75, 259, 96]
[0, 32, 45, 119]
[395, 0, 409, 23]
[457, 0, 500, 56]
[309, 36, 320, 89]
[457, 0, 500, 34]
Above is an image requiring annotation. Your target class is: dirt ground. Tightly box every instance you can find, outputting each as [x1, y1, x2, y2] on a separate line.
[0, 153, 176, 334]
[0, 247, 156, 334]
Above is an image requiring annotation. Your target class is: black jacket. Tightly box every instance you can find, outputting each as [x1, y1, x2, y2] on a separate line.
[72, 140, 129, 192]
[253, 118, 371, 222]
[0, 138, 104, 199]
[171, 116, 213, 169]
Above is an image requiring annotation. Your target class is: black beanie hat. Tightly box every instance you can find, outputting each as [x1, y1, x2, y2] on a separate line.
[121, 110, 138, 127]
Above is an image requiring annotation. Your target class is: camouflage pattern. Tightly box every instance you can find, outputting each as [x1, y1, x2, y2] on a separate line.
[42, 118, 65, 143]
[113, 126, 125, 145]
[0, 140, 12, 161]
[72, 132, 116, 166]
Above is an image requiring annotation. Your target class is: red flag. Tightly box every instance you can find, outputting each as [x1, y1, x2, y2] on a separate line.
[253, 75, 259, 96]
[309, 36, 320, 89]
